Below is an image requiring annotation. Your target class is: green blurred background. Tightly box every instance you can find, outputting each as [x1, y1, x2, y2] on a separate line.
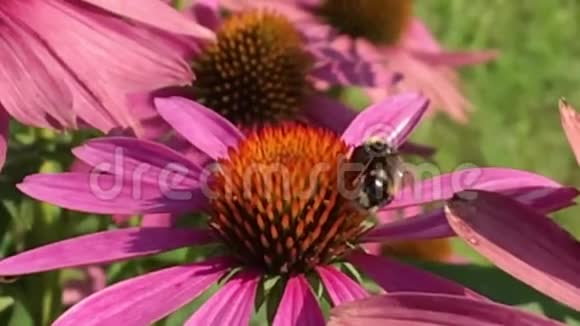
[1, 0, 579, 325]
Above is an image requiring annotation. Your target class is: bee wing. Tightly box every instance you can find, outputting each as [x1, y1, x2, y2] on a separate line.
[388, 154, 415, 194]
[402, 169, 416, 191]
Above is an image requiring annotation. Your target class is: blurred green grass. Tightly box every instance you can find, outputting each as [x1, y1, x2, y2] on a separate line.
[413, 0, 580, 234]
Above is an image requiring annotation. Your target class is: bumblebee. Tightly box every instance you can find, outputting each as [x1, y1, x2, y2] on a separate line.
[347, 138, 406, 212]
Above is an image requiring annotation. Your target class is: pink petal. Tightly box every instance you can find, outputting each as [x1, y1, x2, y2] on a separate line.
[366, 179, 578, 244]
[185, 269, 260, 325]
[382, 49, 472, 124]
[403, 16, 498, 67]
[365, 184, 577, 244]
[329, 293, 564, 326]
[309, 40, 399, 87]
[191, 0, 221, 31]
[81, 0, 215, 40]
[0, 18, 75, 128]
[165, 134, 216, 168]
[362, 210, 453, 243]
[400, 19, 442, 52]
[73, 137, 203, 187]
[274, 275, 325, 326]
[54, 257, 231, 326]
[341, 93, 429, 148]
[141, 213, 180, 227]
[559, 99, 580, 165]
[348, 252, 485, 300]
[446, 190, 580, 310]
[18, 172, 207, 215]
[306, 30, 400, 87]
[0, 228, 215, 276]
[126, 91, 172, 140]
[514, 186, 580, 213]
[401, 18, 498, 67]
[155, 97, 244, 160]
[0, 107, 8, 170]
[302, 95, 357, 134]
[316, 265, 368, 306]
[6, 0, 196, 131]
[388, 167, 571, 209]
[69, 158, 92, 173]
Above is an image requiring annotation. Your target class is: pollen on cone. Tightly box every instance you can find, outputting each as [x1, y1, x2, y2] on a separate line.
[209, 123, 369, 275]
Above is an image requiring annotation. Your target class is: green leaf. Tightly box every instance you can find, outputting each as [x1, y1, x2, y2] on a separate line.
[7, 300, 34, 326]
[0, 297, 14, 313]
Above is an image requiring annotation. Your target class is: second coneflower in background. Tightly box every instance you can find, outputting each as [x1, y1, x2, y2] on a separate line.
[221, 0, 498, 123]
[134, 1, 400, 139]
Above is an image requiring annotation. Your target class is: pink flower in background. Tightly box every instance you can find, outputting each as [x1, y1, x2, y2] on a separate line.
[131, 0, 401, 140]
[5, 94, 577, 324]
[559, 99, 580, 165]
[62, 266, 106, 306]
[221, 0, 498, 123]
[329, 293, 565, 325]
[0, 0, 213, 169]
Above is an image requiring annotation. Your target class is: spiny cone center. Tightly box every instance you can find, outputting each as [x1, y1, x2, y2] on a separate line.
[209, 124, 368, 275]
[191, 11, 312, 127]
[318, 0, 413, 45]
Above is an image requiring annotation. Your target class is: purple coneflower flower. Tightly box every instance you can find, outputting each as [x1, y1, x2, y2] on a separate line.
[0, 0, 213, 169]
[329, 293, 567, 325]
[220, 0, 498, 123]
[5, 94, 576, 324]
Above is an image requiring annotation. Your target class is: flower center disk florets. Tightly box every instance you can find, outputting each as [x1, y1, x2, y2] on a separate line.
[191, 11, 312, 127]
[209, 124, 368, 275]
[318, 0, 413, 45]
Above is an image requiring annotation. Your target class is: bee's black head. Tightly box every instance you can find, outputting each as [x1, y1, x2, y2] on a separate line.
[363, 139, 395, 157]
